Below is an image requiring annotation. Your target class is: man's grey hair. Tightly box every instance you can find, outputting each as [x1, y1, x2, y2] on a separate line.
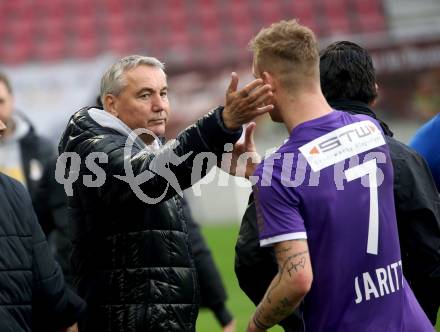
[100, 55, 165, 104]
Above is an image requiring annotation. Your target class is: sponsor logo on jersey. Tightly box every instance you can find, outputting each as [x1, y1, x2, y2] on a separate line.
[298, 120, 386, 172]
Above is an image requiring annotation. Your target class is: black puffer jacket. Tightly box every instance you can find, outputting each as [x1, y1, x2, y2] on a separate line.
[0, 173, 85, 332]
[16, 114, 72, 283]
[17, 114, 63, 234]
[58, 106, 242, 331]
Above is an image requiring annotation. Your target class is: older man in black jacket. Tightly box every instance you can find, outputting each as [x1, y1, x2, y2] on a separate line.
[235, 41, 440, 330]
[58, 55, 272, 331]
[0, 120, 85, 332]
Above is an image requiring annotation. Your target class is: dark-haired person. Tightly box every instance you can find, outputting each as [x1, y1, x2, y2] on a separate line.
[0, 119, 85, 332]
[236, 27, 437, 331]
[0, 72, 72, 282]
[0, 72, 64, 234]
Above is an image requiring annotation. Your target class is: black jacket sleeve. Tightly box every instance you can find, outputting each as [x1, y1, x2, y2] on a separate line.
[31, 203, 86, 331]
[392, 145, 440, 324]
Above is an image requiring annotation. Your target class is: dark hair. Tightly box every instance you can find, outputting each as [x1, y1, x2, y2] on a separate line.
[0, 72, 12, 94]
[319, 41, 377, 104]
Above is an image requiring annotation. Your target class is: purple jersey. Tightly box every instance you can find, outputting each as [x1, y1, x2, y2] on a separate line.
[253, 110, 433, 331]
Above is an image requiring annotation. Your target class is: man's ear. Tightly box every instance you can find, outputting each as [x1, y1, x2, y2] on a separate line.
[370, 83, 379, 107]
[261, 71, 275, 90]
[103, 94, 118, 117]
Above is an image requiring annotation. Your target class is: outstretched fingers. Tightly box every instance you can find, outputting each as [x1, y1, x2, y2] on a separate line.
[227, 72, 239, 94]
[255, 104, 274, 115]
[223, 74, 274, 129]
[245, 122, 257, 149]
[240, 78, 265, 96]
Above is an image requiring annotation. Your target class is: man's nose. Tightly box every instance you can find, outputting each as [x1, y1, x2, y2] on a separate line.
[0, 119, 6, 136]
[151, 94, 165, 112]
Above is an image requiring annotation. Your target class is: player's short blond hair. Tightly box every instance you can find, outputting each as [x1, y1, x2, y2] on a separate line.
[250, 20, 319, 89]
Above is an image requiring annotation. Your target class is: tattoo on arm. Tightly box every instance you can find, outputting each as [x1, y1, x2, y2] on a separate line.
[286, 256, 306, 277]
[269, 296, 297, 321]
[253, 244, 309, 328]
[280, 250, 308, 275]
[256, 294, 299, 328]
[267, 250, 308, 300]
[253, 314, 271, 330]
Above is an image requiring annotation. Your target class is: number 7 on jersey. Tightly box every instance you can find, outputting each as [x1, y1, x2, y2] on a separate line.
[345, 159, 379, 255]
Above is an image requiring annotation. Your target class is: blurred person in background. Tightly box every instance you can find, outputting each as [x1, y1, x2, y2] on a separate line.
[0, 72, 73, 284]
[0, 119, 85, 332]
[184, 198, 236, 332]
[58, 55, 272, 331]
[235, 22, 437, 331]
[94, 96, 236, 332]
[410, 113, 440, 192]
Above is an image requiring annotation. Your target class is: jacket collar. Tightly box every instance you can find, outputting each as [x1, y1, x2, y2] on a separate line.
[88, 107, 164, 150]
[1, 113, 32, 144]
[328, 99, 394, 137]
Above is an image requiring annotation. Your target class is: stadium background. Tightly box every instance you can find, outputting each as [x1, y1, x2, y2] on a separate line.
[1, 0, 439, 330]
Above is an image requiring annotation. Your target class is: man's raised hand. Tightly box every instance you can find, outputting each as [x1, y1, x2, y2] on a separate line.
[222, 72, 273, 130]
[228, 122, 261, 179]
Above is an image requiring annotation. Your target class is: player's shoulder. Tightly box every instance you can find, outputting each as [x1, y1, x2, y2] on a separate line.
[344, 112, 382, 129]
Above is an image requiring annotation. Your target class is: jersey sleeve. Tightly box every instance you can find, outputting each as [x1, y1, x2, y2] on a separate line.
[253, 169, 307, 247]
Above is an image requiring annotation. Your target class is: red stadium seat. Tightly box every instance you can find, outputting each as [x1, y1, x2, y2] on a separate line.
[0, 0, 389, 67]
[105, 0, 124, 14]
[36, 39, 65, 62]
[322, 0, 352, 35]
[290, 0, 319, 33]
[35, 18, 66, 61]
[259, 1, 283, 25]
[70, 0, 96, 16]
[69, 16, 99, 59]
[354, 0, 386, 33]
[358, 13, 386, 32]
[355, 0, 384, 16]
[71, 37, 98, 59]
[0, 40, 33, 64]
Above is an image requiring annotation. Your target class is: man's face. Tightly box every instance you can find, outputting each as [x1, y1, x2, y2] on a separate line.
[112, 65, 170, 137]
[0, 81, 14, 125]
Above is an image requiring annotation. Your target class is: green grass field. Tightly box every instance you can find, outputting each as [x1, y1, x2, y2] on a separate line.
[196, 225, 440, 332]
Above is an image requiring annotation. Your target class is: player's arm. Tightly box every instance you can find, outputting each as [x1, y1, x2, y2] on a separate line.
[247, 239, 313, 332]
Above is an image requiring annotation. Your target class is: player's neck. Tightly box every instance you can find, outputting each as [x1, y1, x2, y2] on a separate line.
[279, 89, 333, 133]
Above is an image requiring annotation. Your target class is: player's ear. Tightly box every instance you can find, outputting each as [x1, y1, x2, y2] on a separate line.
[262, 72, 275, 89]
[370, 83, 379, 108]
